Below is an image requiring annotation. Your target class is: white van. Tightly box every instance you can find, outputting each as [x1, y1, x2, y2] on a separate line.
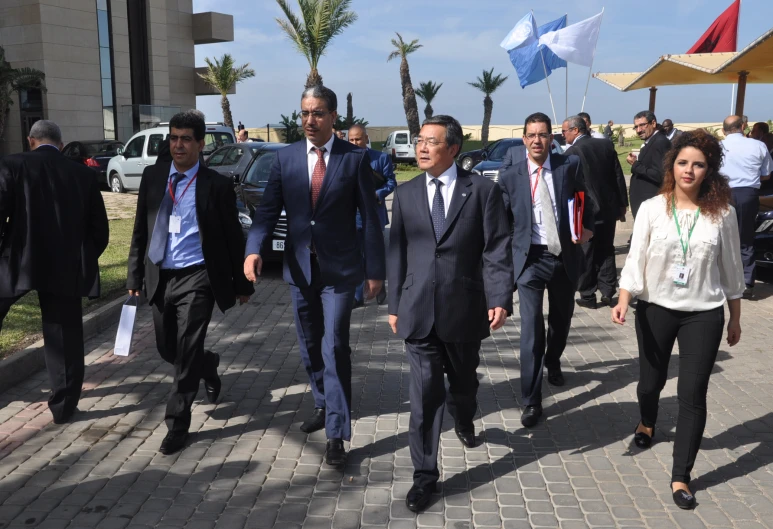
[382, 130, 415, 163]
[106, 122, 235, 192]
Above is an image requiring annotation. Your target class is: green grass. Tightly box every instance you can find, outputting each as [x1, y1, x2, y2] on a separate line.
[0, 219, 134, 358]
[395, 170, 422, 183]
[614, 138, 644, 170]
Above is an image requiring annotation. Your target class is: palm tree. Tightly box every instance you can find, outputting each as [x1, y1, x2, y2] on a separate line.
[197, 54, 254, 130]
[276, 0, 358, 88]
[0, 46, 45, 143]
[468, 68, 508, 147]
[387, 33, 422, 139]
[415, 81, 442, 120]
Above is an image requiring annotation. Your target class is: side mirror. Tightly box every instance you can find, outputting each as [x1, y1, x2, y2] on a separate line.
[481, 151, 488, 160]
[116, 146, 124, 156]
[232, 174, 240, 185]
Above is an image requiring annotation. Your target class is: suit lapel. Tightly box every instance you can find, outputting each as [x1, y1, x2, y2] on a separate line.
[550, 154, 563, 225]
[195, 166, 211, 231]
[438, 173, 472, 243]
[415, 173, 436, 238]
[313, 137, 343, 215]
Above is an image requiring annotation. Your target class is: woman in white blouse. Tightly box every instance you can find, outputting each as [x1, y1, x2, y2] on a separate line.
[612, 129, 744, 510]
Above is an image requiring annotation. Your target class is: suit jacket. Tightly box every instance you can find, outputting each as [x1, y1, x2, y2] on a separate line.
[563, 135, 628, 221]
[127, 161, 254, 312]
[356, 148, 397, 229]
[246, 137, 385, 288]
[498, 152, 594, 287]
[630, 132, 671, 215]
[387, 168, 513, 343]
[501, 144, 528, 172]
[0, 146, 109, 298]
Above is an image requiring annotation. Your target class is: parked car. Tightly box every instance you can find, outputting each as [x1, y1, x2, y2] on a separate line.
[471, 139, 564, 182]
[458, 138, 516, 172]
[106, 123, 235, 192]
[382, 130, 415, 163]
[206, 142, 265, 180]
[62, 140, 123, 187]
[754, 185, 773, 280]
[233, 142, 289, 262]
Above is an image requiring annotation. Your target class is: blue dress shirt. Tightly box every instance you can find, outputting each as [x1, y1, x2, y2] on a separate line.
[161, 161, 205, 269]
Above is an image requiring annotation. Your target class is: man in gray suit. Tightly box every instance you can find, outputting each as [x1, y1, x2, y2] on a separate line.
[388, 115, 513, 513]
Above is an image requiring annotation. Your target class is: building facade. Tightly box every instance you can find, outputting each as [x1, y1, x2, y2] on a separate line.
[0, 0, 233, 155]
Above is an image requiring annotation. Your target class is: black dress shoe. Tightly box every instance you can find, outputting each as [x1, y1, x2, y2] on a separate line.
[743, 287, 755, 300]
[454, 426, 476, 448]
[576, 297, 597, 309]
[300, 407, 325, 433]
[633, 422, 653, 449]
[521, 405, 543, 427]
[376, 288, 387, 305]
[352, 298, 365, 309]
[52, 407, 79, 425]
[547, 367, 565, 386]
[672, 487, 696, 509]
[600, 295, 613, 307]
[405, 484, 433, 513]
[160, 431, 188, 455]
[203, 352, 221, 404]
[324, 438, 346, 466]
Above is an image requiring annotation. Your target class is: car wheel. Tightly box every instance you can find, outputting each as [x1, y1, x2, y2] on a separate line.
[461, 157, 473, 171]
[110, 173, 125, 193]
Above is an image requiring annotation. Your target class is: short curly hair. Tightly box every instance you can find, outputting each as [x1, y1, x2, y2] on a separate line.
[660, 129, 732, 221]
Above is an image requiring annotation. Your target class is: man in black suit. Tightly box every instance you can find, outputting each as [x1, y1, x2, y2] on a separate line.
[498, 112, 594, 428]
[245, 86, 385, 466]
[0, 120, 109, 424]
[627, 110, 671, 217]
[388, 115, 512, 512]
[562, 116, 628, 308]
[128, 111, 253, 455]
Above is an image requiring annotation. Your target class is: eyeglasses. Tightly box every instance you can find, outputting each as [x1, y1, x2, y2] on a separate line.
[412, 137, 447, 147]
[300, 110, 331, 120]
[633, 122, 653, 130]
[561, 127, 576, 135]
[524, 133, 551, 141]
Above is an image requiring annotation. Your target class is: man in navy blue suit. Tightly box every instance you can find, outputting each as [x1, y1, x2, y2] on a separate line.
[347, 124, 396, 307]
[244, 85, 385, 465]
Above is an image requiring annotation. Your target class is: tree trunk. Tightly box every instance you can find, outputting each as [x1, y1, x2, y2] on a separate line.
[481, 95, 493, 147]
[424, 103, 433, 120]
[306, 69, 323, 89]
[399, 58, 421, 139]
[221, 94, 234, 130]
[346, 93, 353, 128]
[0, 107, 7, 144]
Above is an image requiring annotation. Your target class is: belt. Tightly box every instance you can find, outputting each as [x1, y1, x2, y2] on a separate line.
[160, 263, 206, 276]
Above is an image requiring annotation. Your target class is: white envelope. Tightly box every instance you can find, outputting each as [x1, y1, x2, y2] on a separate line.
[114, 296, 138, 356]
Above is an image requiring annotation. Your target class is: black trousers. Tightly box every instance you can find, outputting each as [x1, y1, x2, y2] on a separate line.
[152, 266, 217, 434]
[731, 187, 759, 287]
[406, 327, 480, 488]
[0, 292, 84, 422]
[635, 300, 724, 484]
[578, 218, 618, 300]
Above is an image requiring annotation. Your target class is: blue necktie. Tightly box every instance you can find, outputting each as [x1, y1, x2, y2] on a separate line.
[148, 172, 184, 265]
[431, 178, 445, 243]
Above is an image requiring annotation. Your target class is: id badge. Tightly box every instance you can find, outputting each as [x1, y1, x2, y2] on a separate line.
[533, 209, 542, 225]
[169, 215, 182, 234]
[672, 264, 690, 287]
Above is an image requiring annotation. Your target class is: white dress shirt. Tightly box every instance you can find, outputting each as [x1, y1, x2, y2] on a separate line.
[619, 195, 745, 311]
[527, 156, 558, 245]
[720, 133, 773, 189]
[306, 135, 335, 188]
[425, 163, 457, 217]
[568, 134, 586, 147]
[590, 130, 606, 139]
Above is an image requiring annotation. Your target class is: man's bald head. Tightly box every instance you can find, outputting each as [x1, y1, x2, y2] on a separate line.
[723, 115, 744, 134]
[347, 124, 369, 149]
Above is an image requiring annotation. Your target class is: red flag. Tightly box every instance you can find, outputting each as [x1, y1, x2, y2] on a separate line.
[686, 0, 740, 53]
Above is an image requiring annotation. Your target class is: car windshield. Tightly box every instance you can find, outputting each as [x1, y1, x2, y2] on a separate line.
[488, 140, 520, 161]
[395, 133, 409, 145]
[245, 152, 277, 186]
[83, 143, 121, 156]
[203, 132, 234, 154]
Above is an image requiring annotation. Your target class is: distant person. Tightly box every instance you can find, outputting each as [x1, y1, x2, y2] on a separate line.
[662, 119, 682, 141]
[627, 111, 671, 217]
[237, 121, 244, 131]
[237, 129, 248, 143]
[577, 112, 606, 139]
[604, 120, 614, 139]
[0, 120, 109, 424]
[742, 115, 749, 136]
[613, 130, 744, 510]
[720, 115, 773, 299]
[750, 122, 773, 152]
[347, 124, 396, 308]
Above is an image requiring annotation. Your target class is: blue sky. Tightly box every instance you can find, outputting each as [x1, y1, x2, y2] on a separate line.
[193, 0, 773, 128]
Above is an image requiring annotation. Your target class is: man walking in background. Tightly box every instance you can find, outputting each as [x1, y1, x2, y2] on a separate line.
[604, 120, 614, 139]
[720, 115, 773, 299]
[0, 120, 109, 424]
[577, 112, 606, 139]
[627, 111, 671, 217]
[662, 119, 682, 141]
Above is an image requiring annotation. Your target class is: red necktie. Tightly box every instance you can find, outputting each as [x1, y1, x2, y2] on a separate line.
[311, 147, 326, 209]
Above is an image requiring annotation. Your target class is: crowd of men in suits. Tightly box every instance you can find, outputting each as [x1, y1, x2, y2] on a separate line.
[1, 84, 771, 514]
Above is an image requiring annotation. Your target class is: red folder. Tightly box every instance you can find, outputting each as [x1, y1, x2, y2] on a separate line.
[570, 191, 584, 241]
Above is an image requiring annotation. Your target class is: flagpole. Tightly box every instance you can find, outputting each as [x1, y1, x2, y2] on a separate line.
[581, 8, 604, 112]
[533, 10, 558, 128]
[565, 13, 568, 120]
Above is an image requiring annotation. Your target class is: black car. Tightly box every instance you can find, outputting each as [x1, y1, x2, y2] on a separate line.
[62, 140, 124, 187]
[471, 138, 564, 182]
[457, 138, 513, 172]
[233, 143, 289, 262]
[206, 142, 264, 181]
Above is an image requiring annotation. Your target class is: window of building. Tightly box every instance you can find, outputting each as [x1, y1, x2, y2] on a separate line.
[97, 0, 116, 139]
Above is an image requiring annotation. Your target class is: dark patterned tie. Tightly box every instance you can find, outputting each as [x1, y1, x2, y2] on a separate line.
[148, 172, 184, 265]
[311, 147, 326, 210]
[430, 178, 445, 243]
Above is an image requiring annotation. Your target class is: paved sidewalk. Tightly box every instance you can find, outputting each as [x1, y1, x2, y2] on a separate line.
[1, 224, 773, 528]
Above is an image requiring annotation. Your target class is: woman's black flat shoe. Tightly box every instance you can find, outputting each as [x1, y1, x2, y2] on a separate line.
[633, 423, 652, 448]
[672, 488, 696, 510]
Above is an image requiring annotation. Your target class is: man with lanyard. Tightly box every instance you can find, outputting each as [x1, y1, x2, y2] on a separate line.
[128, 110, 253, 455]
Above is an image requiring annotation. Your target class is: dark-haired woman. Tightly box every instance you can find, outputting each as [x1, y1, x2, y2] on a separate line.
[611, 130, 745, 509]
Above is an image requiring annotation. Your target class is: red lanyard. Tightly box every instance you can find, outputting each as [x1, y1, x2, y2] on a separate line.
[168, 172, 197, 206]
[530, 166, 542, 204]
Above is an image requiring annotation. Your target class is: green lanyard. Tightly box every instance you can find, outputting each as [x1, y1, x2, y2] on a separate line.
[672, 197, 700, 264]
